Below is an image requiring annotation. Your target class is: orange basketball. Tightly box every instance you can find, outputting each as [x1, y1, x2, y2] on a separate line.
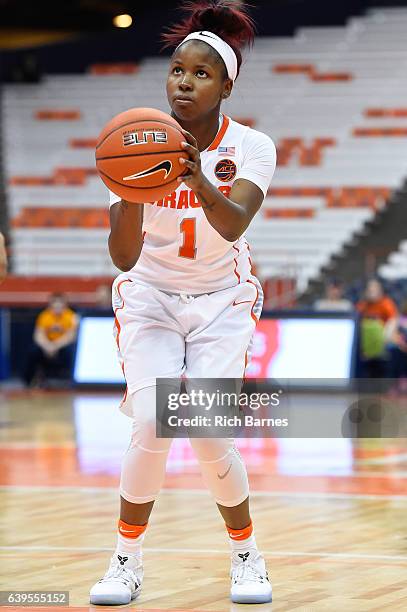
[95, 108, 189, 203]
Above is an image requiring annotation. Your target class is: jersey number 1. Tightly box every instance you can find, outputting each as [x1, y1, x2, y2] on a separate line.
[178, 218, 196, 259]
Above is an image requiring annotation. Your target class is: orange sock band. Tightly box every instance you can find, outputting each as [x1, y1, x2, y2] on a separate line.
[226, 520, 253, 541]
[118, 519, 148, 539]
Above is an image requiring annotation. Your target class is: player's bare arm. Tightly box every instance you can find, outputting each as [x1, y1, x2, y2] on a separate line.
[179, 130, 263, 241]
[108, 201, 144, 271]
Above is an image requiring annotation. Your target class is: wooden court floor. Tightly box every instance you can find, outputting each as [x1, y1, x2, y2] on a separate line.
[0, 391, 406, 611]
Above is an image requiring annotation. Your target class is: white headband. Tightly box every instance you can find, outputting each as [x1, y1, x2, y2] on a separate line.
[175, 31, 238, 82]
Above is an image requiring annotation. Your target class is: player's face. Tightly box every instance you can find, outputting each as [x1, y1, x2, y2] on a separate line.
[166, 41, 232, 122]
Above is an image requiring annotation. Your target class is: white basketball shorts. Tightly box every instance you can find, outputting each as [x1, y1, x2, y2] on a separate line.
[112, 276, 263, 416]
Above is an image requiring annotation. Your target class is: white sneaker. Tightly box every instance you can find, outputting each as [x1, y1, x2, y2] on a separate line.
[230, 550, 272, 604]
[90, 553, 143, 605]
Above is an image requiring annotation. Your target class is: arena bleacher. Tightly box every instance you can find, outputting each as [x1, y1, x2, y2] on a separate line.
[379, 239, 407, 281]
[3, 6, 407, 297]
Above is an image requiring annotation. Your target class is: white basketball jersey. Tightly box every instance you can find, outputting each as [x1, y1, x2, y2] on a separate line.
[109, 115, 276, 293]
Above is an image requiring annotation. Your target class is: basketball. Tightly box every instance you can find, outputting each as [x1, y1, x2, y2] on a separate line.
[95, 107, 189, 203]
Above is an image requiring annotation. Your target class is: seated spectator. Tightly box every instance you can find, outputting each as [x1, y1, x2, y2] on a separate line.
[314, 279, 353, 311]
[356, 279, 398, 324]
[0, 232, 7, 283]
[387, 300, 407, 392]
[356, 279, 398, 378]
[24, 293, 78, 387]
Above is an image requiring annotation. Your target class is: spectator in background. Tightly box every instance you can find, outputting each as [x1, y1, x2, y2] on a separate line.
[356, 279, 398, 378]
[0, 232, 7, 283]
[314, 279, 353, 311]
[387, 300, 407, 392]
[24, 293, 78, 387]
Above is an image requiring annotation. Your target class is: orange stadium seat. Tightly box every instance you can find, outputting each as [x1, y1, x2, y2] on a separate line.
[311, 72, 353, 81]
[263, 208, 315, 218]
[0, 275, 115, 307]
[313, 138, 337, 147]
[10, 167, 98, 188]
[69, 138, 98, 148]
[273, 65, 352, 82]
[262, 277, 297, 308]
[89, 63, 139, 75]
[273, 64, 314, 74]
[298, 144, 322, 166]
[10, 176, 55, 186]
[34, 109, 81, 120]
[353, 127, 407, 136]
[364, 108, 407, 117]
[11, 207, 109, 229]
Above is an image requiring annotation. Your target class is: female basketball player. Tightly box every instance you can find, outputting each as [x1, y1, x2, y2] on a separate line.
[90, 0, 276, 605]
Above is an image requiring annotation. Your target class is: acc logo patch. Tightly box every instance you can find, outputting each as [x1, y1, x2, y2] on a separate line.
[215, 158, 237, 182]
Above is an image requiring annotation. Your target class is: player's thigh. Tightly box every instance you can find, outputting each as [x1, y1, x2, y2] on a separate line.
[185, 279, 263, 379]
[114, 278, 186, 391]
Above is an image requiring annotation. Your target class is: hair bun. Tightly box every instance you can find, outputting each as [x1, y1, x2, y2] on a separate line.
[162, 1, 256, 78]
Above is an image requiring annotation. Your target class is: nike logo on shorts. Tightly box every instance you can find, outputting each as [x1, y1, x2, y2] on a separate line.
[232, 299, 252, 306]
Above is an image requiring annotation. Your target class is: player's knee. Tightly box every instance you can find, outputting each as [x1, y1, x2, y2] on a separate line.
[129, 416, 171, 453]
[189, 437, 236, 463]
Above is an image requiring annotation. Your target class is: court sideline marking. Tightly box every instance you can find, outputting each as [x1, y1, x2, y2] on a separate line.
[1, 485, 406, 501]
[0, 544, 406, 562]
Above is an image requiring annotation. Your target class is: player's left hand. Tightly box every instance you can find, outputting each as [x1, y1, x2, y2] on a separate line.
[178, 129, 205, 190]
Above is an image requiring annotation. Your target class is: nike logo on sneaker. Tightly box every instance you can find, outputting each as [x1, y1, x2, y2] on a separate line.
[123, 160, 172, 181]
[238, 552, 250, 561]
[232, 299, 252, 306]
[117, 555, 129, 565]
[217, 462, 232, 479]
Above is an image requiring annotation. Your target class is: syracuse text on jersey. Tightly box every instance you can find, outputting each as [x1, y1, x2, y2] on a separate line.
[151, 185, 231, 209]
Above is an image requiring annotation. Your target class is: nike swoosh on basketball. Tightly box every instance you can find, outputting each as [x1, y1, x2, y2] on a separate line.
[217, 462, 232, 479]
[232, 299, 252, 306]
[123, 160, 172, 181]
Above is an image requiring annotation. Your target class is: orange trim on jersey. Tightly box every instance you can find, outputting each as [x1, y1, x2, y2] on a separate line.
[244, 238, 253, 270]
[113, 278, 132, 350]
[232, 244, 241, 283]
[113, 279, 132, 407]
[243, 350, 249, 373]
[207, 115, 230, 151]
[247, 279, 260, 324]
[241, 280, 260, 379]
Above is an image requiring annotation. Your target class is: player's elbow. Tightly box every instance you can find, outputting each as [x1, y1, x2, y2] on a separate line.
[220, 225, 245, 242]
[112, 256, 138, 272]
[108, 237, 141, 271]
[222, 231, 241, 242]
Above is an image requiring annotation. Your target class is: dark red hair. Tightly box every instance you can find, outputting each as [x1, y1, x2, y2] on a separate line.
[161, 0, 256, 79]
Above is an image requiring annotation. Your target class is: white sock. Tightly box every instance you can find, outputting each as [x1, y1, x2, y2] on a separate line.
[230, 533, 258, 554]
[230, 534, 259, 568]
[115, 531, 145, 558]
